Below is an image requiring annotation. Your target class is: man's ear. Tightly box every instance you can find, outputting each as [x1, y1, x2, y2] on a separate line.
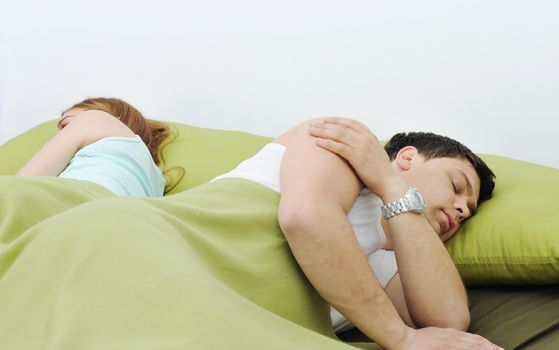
[394, 146, 419, 171]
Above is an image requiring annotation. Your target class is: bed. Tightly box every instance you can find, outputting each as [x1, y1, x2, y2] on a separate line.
[0, 120, 557, 349]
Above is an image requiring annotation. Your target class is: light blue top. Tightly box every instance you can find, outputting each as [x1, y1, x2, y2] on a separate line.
[59, 135, 165, 197]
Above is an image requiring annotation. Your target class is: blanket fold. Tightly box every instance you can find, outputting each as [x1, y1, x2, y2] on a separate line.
[0, 177, 376, 349]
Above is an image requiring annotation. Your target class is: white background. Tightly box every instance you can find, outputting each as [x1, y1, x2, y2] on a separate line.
[1, 0, 558, 168]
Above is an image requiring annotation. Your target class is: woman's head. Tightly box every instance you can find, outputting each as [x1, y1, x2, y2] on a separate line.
[63, 97, 184, 193]
[63, 97, 168, 165]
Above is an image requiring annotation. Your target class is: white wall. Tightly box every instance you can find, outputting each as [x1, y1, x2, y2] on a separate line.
[1, 0, 558, 168]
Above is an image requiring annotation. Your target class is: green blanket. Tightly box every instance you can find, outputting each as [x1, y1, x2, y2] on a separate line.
[0, 176, 378, 349]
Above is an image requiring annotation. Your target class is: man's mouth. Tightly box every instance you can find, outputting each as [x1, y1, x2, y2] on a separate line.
[443, 212, 456, 233]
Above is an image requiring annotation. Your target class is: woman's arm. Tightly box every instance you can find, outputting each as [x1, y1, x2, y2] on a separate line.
[16, 110, 134, 176]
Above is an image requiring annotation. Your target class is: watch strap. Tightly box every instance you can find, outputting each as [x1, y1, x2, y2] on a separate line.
[381, 187, 424, 219]
[381, 197, 411, 219]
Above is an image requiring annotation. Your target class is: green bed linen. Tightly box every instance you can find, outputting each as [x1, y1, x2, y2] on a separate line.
[0, 176, 380, 349]
[0, 176, 114, 248]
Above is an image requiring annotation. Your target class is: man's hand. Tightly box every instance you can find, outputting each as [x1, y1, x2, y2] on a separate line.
[402, 327, 504, 350]
[308, 117, 407, 201]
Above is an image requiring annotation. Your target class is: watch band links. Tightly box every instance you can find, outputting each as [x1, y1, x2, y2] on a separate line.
[381, 197, 411, 219]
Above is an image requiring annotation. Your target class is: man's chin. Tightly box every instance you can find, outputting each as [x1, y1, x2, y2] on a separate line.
[424, 215, 442, 236]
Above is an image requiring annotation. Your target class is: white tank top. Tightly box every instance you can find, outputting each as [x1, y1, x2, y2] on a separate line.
[212, 143, 398, 332]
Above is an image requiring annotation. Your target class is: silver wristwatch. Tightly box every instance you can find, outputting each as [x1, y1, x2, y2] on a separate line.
[381, 187, 426, 219]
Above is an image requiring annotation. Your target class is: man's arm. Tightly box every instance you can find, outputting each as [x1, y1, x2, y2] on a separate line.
[275, 120, 502, 350]
[308, 117, 468, 329]
[276, 122, 410, 349]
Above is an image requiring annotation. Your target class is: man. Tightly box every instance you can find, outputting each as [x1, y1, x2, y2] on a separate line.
[275, 118, 501, 349]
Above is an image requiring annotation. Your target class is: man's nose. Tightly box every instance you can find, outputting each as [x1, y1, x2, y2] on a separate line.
[454, 199, 470, 220]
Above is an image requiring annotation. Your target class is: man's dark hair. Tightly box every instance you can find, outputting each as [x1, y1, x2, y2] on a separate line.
[384, 132, 496, 205]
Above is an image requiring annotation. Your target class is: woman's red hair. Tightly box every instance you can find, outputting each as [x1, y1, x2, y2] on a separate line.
[65, 97, 184, 193]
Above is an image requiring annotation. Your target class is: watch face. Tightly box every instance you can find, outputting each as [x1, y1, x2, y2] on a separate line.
[408, 188, 426, 212]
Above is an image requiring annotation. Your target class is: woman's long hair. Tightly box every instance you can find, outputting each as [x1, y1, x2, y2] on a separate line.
[65, 97, 184, 193]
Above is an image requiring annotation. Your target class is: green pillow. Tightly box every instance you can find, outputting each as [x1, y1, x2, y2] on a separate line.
[445, 155, 559, 285]
[158, 123, 271, 194]
[1, 121, 558, 285]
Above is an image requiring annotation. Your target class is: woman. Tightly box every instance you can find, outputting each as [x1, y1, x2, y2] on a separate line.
[16, 97, 180, 196]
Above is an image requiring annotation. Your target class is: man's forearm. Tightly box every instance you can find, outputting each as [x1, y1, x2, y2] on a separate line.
[280, 204, 411, 349]
[382, 184, 469, 329]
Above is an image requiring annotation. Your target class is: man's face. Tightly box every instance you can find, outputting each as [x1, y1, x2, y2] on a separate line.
[397, 150, 481, 242]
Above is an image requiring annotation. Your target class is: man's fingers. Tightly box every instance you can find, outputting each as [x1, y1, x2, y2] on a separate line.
[309, 123, 361, 146]
[471, 333, 503, 350]
[314, 138, 354, 162]
[313, 117, 370, 133]
[407, 327, 504, 350]
[454, 331, 504, 350]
